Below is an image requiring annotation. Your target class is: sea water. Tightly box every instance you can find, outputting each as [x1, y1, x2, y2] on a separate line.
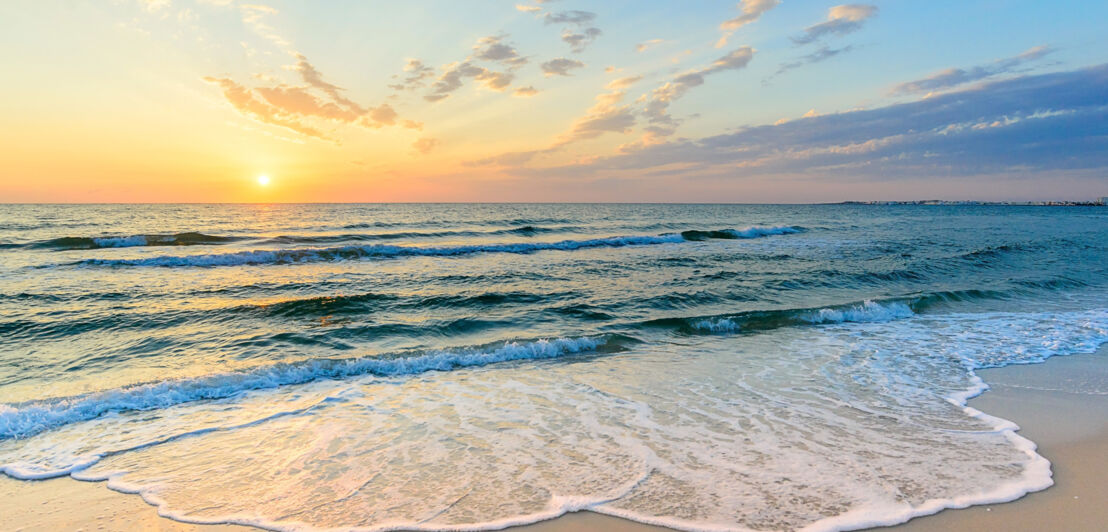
[1, 204, 1106, 531]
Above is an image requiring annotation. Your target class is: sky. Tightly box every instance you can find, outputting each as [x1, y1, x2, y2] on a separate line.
[1, 0, 1106, 203]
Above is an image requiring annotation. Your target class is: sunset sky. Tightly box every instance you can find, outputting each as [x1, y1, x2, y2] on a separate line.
[2, 0, 1106, 203]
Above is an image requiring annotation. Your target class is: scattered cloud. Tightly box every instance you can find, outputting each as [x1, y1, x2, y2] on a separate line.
[716, 0, 780, 48]
[389, 59, 436, 91]
[793, 4, 877, 45]
[514, 86, 540, 97]
[473, 35, 528, 67]
[562, 27, 602, 53]
[515, 4, 541, 13]
[891, 45, 1054, 95]
[425, 61, 515, 101]
[139, 0, 171, 12]
[412, 137, 438, 155]
[541, 58, 586, 77]
[544, 10, 596, 26]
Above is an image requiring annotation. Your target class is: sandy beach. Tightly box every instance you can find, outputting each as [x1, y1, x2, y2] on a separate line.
[2, 346, 1106, 532]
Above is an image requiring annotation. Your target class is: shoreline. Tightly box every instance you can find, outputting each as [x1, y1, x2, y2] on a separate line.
[2, 348, 1106, 531]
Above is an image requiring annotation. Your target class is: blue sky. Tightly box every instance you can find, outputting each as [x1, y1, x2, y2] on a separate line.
[1, 0, 1106, 202]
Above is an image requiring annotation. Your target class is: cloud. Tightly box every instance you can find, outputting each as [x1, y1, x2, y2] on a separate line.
[389, 59, 436, 91]
[541, 58, 585, 77]
[513, 86, 540, 97]
[412, 137, 438, 155]
[139, 0, 171, 12]
[891, 45, 1054, 95]
[644, 46, 755, 135]
[473, 35, 528, 67]
[562, 27, 602, 53]
[515, 4, 541, 12]
[205, 55, 409, 140]
[203, 77, 330, 140]
[635, 39, 665, 53]
[290, 53, 363, 112]
[606, 76, 642, 90]
[544, 10, 596, 26]
[425, 62, 515, 101]
[772, 45, 854, 78]
[793, 4, 877, 45]
[716, 0, 780, 48]
[517, 65, 1108, 180]
[471, 80, 640, 167]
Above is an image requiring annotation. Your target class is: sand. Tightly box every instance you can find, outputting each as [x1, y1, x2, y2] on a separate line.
[2, 347, 1106, 532]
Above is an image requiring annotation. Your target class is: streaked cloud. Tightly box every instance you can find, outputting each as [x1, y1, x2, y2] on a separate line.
[891, 45, 1054, 95]
[772, 45, 854, 78]
[717, 0, 780, 48]
[519, 65, 1108, 181]
[793, 4, 877, 45]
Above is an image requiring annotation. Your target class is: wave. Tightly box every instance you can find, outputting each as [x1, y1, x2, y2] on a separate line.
[644, 297, 934, 335]
[257, 225, 568, 245]
[70, 226, 802, 268]
[32, 232, 241, 250]
[680, 225, 803, 241]
[0, 336, 628, 441]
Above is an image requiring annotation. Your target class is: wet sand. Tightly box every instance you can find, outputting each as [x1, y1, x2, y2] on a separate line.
[2, 347, 1106, 532]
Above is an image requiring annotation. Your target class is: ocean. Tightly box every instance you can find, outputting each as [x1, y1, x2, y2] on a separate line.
[1, 203, 1106, 531]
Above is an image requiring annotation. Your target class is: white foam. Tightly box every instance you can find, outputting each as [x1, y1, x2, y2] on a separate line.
[0, 337, 606, 441]
[804, 300, 915, 324]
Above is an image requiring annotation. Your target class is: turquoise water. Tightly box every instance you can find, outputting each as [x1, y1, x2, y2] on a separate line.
[1, 204, 1106, 530]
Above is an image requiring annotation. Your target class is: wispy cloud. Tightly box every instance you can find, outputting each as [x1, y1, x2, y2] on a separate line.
[793, 4, 877, 45]
[771, 45, 854, 78]
[891, 45, 1054, 95]
[206, 54, 409, 140]
[716, 0, 779, 48]
[643, 47, 756, 137]
[635, 39, 665, 53]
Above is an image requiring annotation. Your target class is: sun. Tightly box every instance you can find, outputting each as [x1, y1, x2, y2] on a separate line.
[257, 175, 270, 186]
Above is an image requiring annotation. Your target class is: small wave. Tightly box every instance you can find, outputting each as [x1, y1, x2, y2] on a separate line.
[33, 232, 241, 250]
[258, 226, 567, 245]
[648, 298, 917, 335]
[71, 227, 801, 268]
[680, 225, 804, 241]
[0, 336, 626, 440]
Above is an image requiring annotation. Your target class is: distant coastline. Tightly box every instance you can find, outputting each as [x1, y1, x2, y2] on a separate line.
[837, 199, 1108, 206]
